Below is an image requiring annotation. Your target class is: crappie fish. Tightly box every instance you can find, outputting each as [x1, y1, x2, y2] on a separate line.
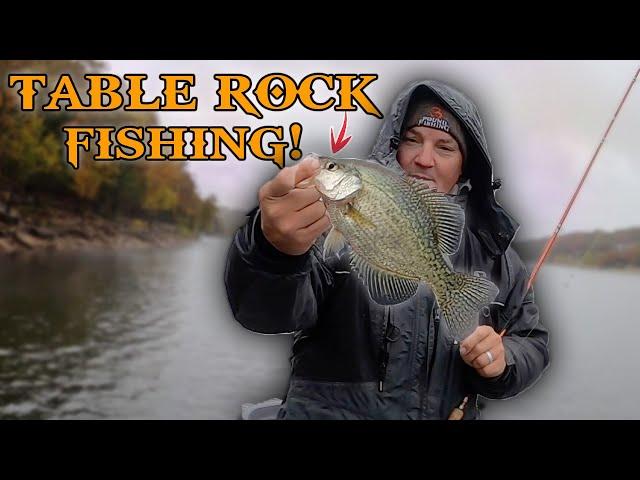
[313, 155, 499, 341]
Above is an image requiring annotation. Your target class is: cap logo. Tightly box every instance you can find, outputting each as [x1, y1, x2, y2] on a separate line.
[417, 115, 450, 132]
[430, 107, 445, 119]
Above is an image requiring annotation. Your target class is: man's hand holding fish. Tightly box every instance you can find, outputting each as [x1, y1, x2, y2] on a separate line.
[258, 156, 331, 256]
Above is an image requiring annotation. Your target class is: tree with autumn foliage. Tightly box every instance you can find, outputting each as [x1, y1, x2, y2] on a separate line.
[0, 60, 219, 233]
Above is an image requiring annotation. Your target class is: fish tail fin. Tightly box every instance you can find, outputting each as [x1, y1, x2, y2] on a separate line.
[436, 272, 499, 341]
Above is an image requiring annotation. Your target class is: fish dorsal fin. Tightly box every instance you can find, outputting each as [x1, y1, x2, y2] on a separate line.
[350, 250, 419, 305]
[403, 176, 465, 256]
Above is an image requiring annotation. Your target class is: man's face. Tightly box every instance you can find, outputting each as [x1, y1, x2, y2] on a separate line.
[396, 126, 463, 193]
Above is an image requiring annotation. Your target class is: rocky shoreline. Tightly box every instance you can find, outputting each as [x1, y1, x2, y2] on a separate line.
[0, 201, 196, 256]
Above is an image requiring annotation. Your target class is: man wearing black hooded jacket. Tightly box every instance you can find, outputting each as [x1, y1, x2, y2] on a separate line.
[225, 80, 550, 419]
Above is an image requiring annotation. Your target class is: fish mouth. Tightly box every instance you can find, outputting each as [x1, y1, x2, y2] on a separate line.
[314, 168, 362, 203]
[317, 184, 359, 206]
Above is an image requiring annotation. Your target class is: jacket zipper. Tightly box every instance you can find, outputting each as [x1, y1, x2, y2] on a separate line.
[427, 307, 440, 389]
[419, 305, 439, 419]
[378, 307, 391, 392]
[407, 296, 420, 388]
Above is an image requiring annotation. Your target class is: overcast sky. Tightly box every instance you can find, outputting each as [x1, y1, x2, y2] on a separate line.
[106, 60, 639, 240]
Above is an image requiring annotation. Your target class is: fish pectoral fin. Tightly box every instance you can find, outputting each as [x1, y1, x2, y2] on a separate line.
[323, 227, 347, 260]
[404, 176, 465, 256]
[345, 204, 376, 229]
[350, 250, 419, 305]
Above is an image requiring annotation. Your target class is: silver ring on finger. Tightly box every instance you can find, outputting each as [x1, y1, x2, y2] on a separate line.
[486, 351, 494, 364]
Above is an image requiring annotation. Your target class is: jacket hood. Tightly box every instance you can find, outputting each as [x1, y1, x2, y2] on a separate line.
[369, 80, 520, 256]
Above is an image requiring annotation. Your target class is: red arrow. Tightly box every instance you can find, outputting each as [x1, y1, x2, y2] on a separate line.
[330, 112, 352, 153]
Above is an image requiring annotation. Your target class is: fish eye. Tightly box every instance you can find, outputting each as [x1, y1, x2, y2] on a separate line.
[327, 162, 337, 171]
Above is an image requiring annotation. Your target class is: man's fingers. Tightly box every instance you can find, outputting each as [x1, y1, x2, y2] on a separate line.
[293, 200, 327, 230]
[262, 166, 297, 198]
[300, 212, 331, 239]
[466, 334, 501, 364]
[460, 325, 493, 356]
[261, 156, 320, 199]
[471, 342, 504, 369]
[284, 187, 322, 211]
[478, 347, 507, 378]
[294, 155, 321, 186]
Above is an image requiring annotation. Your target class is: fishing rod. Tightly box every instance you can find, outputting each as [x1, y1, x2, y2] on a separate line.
[498, 65, 640, 339]
[449, 66, 639, 420]
[525, 66, 640, 292]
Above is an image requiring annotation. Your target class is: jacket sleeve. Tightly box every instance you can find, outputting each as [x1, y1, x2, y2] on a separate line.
[224, 207, 335, 334]
[465, 247, 551, 399]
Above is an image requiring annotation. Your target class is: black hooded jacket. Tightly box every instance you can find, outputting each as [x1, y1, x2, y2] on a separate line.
[224, 80, 550, 419]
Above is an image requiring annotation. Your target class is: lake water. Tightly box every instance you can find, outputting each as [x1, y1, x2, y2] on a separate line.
[483, 262, 640, 419]
[1, 237, 638, 419]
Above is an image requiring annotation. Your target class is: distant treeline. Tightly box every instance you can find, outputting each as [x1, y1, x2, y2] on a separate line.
[0, 60, 217, 233]
[514, 227, 640, 268]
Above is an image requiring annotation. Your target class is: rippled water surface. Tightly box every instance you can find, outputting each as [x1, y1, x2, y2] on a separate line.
[0, 238, 291, 419]
[2, 238, 639, 419]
